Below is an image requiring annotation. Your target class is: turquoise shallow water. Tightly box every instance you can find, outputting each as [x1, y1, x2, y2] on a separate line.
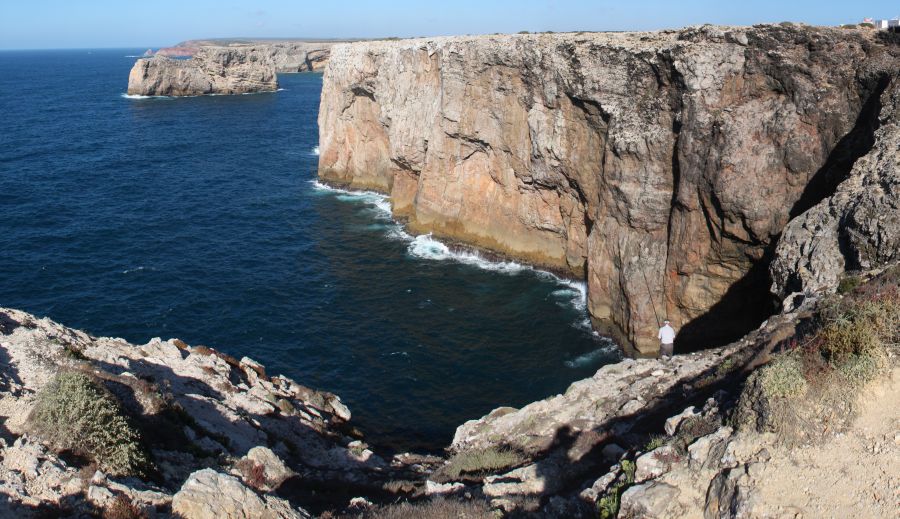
[0, 49, 620, 451]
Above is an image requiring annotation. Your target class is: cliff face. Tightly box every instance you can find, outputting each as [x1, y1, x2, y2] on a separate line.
[318, 25, 899, 354]
[264, 42, 335, 72]
[153, 40, 338, 72]
[128, 46, 278, 96]
[771, 75, 900, 297]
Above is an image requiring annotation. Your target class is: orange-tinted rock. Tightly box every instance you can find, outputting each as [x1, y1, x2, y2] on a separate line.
[318, 25, 898, 354]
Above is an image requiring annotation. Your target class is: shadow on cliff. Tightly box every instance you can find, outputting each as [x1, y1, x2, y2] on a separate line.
[87, 353, 398, 513]
[674, 246, 779, 354]
[789, 72, 889, 220]
[494, 322, 804, 517]
[674, 73, 891, 353]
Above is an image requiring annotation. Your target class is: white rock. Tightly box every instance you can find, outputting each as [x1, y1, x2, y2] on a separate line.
[636, 446, 678, 482]
[86, 485, 114, 507]
[619, 481, 682, 518]
[246, 446, 295, 485]
[425, 480, 465, 495]
[172, 469, 309, 519]
[664, 406, 698, 436]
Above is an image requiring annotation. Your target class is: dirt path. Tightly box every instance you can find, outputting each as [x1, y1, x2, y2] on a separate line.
[755, 367, 900, 518]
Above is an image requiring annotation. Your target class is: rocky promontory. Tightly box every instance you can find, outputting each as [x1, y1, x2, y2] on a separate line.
[127, 40, 341, 97]
[318, 24, 900, 354]
[127, 47, 279, 96]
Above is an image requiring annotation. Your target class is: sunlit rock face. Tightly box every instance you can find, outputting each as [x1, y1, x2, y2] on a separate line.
[127, 47, 278, 96]
[318, 24, 899, 354]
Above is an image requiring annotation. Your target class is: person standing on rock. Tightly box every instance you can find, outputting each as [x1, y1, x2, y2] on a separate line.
[658, 320, 676, 358]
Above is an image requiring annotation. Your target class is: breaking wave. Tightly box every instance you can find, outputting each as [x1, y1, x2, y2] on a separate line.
[563, 341, 617, 369]
[309, 179, 591, 320]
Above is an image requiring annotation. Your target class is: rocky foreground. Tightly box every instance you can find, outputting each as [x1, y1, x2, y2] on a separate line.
[0, 262, 896, 517]
[127, 41, 338, 96]
[318, 23, 900, 354]
[0, 307, 440, 517]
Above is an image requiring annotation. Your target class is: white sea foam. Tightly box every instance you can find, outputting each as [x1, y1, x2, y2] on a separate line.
[311, 178, 593, 324]
[311, 145, 320, 156]
[406, 234, 528, 274]
[310, 180, 393, 217]
[564, 346, 612, 369]
[120, 93, 174, 100]
[121, 266, 155, 274]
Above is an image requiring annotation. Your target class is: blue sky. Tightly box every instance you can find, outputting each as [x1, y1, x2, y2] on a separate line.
[1, 0, 897, 49]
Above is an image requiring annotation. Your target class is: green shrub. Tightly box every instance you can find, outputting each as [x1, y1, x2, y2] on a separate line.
[643, 435, 666, 451]
[759, 355, 807, 399]
[27, 372, 152, 477]
[597, 460, 636, 519]
[837, 275, 861, 294]
[435, 447, 525, 480]
[735, 269, 898, 442]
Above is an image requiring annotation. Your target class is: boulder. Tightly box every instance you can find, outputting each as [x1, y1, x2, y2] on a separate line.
[619, 481, 682, 518]
[665, 406, 698, 436]
[172, 469, 309, 519]
[245, 446, 295, 487]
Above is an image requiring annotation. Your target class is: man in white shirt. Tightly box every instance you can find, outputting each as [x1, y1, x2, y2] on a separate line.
[658, 320, 676, 358]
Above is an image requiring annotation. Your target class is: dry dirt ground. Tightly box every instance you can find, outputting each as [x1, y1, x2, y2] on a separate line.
[754, 366, 900, 519]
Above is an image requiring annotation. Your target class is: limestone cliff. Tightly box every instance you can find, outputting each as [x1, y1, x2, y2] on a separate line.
[127, 46, 279, 96]
[771, 74, 900, 297]
[155, 40, 339, 72]
[318, 24, 900, 354]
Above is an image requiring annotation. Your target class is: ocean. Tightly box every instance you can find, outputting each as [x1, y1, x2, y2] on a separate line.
[0, 49, 619, 451]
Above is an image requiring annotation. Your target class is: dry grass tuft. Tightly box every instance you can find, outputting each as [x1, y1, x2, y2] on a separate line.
[234, 458, 268, 490]
[102, 494, 148, 519]
[433, 447, 526, 481]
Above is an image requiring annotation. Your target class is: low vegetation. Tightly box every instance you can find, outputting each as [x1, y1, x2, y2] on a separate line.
[735, 266, 899, 443]
[102, 494, 148, 519]
[26, 371, 153, 477]
[345, 497, 495, 519]
[597, 459, 635, 519]
[433, 447, 526, 481]
[234, 458, 268, 490]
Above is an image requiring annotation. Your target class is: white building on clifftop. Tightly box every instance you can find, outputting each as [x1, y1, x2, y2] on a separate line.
[865, 17, 900, 29]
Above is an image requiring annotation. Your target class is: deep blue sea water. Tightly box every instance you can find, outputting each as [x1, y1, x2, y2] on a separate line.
[0, 49, 619, 451]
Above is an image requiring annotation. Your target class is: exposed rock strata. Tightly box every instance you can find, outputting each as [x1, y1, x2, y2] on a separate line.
[128, 47, 279, 96]
[318, 24, 900, 353]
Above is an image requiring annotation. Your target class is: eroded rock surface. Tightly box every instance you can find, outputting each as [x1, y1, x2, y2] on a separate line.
[318, 24, 900, 353]
[154, 40, 339, 72]
[771, 73, 900, 297]
[0, 307, 397, 516]
[172, 469, 308, 519]
[127, 47, 278, 96]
